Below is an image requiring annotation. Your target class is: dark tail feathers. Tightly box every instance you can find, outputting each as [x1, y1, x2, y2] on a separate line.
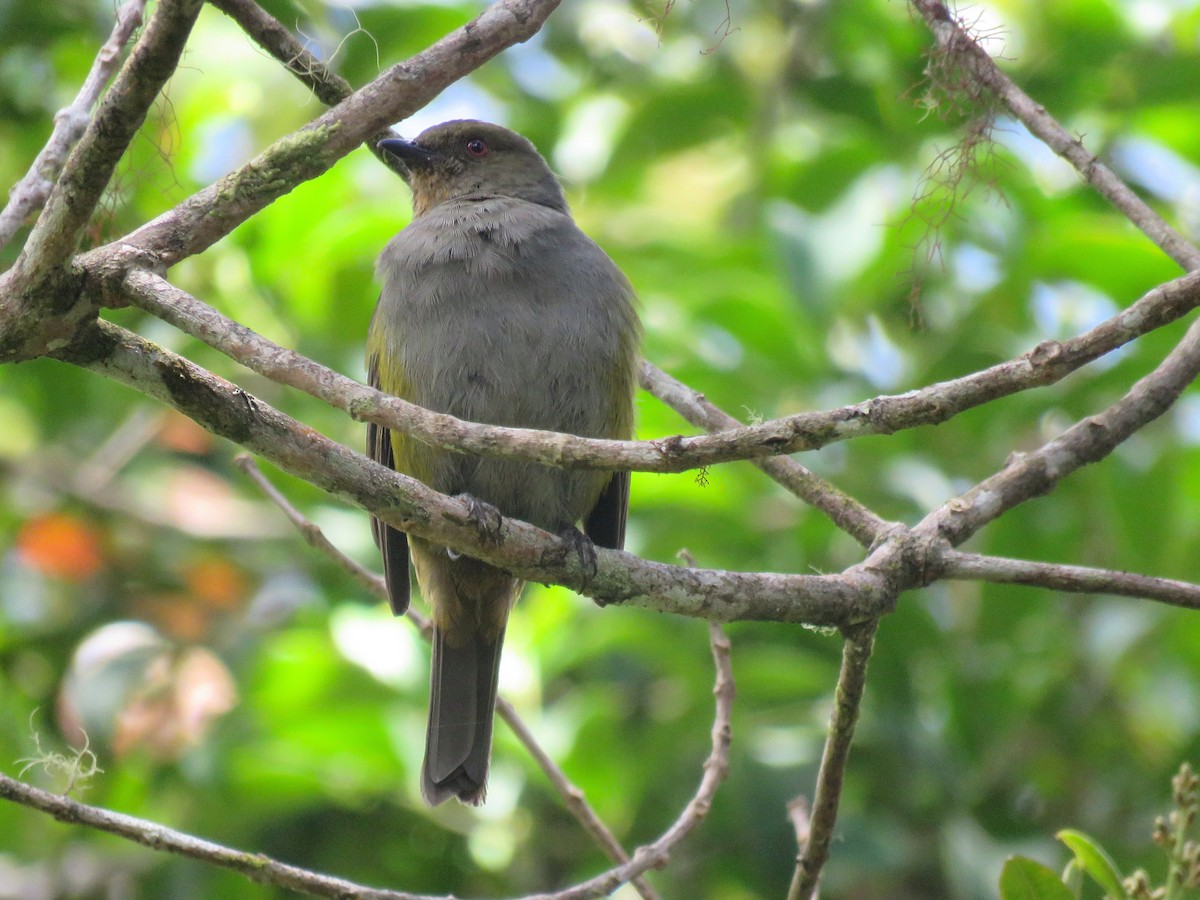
[421, 626, 505, 806]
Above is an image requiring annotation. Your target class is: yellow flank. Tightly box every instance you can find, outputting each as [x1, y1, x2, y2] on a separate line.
[366, 329, 436, 487]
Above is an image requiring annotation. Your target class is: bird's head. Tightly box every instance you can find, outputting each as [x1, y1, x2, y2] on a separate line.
[378, 120, 567, 217]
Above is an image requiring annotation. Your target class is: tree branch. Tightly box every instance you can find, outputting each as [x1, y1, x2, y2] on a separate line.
[834, 314, 1200, 618]
[943, 551, 1200, 610]
[0, 0, 147, 253]
[113, 263, 1200, 477]
[205, 0, 409, 181]
[0, 0, 203, 363]
[107, 0, 563, 269]
[0, 771, 436, 900]
[207, 0, 354, 108]
[925, 314, 1200, 548]
[910, 0, 1200, 271]
[93, 261, 1200, 627]
[787, 620, 878, 900]
[6, 0, 202, 287]
[63, 319, 877, 625]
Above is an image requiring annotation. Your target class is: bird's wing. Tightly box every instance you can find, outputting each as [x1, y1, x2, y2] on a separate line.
[583, 470, 629, 551]
[367, 351, 411, 614]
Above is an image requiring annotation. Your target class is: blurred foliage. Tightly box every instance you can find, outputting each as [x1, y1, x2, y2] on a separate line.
[3, 0, 1200, 897]
[1001, 765, 1200, 899]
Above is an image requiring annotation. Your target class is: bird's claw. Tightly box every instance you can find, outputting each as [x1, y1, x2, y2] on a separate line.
[550, 525, 601, 597]
[456, 493, 504, 545]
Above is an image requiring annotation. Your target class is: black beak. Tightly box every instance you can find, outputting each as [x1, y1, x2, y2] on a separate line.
[377, 137, 437, 166]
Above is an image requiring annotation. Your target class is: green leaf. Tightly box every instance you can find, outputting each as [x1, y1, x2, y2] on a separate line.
[1056, 830, 1131, 900]
[999, 856, 1075, 900]
[1063, 859, 1084, 898]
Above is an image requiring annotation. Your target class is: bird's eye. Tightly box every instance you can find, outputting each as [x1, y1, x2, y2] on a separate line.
[465, 139, 489, 158]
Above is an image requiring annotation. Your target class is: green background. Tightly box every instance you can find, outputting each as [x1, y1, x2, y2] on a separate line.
[3, 0, 1200, 896]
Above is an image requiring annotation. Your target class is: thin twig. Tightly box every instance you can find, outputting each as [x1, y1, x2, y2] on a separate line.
[910, 0, 1200, 271]
[640, 362, 890, 547]
[524, 615, 734, 900]
[788, 620, 878, 900]
[233, 454, 658, 899]
[72, 405, 163, 495]
[205, 0, 408, 180]
[943, 551, 1200, 610]
[232, 455, 421, 628]
[0, 0, 147, 253]
[495, 697, 661, 900]
[0, 771, 435, 900]
[5, 0, 203, 287]
[207, 0, 353, 107]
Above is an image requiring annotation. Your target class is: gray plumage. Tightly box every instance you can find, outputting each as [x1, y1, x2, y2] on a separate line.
[366, 120, 641, 805]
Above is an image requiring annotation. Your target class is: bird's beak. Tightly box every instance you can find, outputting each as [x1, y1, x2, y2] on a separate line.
[377, 137, 438, 167]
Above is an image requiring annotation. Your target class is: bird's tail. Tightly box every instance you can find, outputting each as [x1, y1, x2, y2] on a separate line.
[421, 624, 506, 806]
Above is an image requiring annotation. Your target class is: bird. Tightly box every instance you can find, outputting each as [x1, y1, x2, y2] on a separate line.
[366, 120, 641, 806]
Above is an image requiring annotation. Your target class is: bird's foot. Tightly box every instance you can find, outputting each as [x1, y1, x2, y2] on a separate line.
[549, 525, 602, 597]
[454, 493, 504, 548]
